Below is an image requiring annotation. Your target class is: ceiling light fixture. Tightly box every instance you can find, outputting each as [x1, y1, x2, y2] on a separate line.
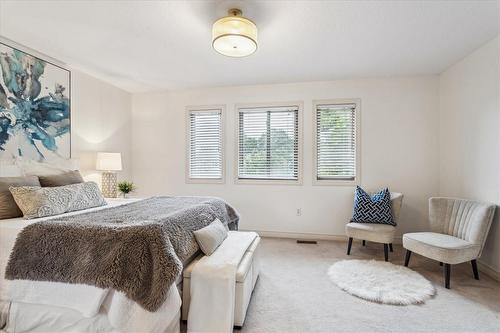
[212, 8, 258, 57]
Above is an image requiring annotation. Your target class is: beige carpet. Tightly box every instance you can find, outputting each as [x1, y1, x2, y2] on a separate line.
[237, 237, 500, 333]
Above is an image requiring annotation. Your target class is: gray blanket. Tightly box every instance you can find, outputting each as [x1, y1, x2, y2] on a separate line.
[5, 196, 239, 312]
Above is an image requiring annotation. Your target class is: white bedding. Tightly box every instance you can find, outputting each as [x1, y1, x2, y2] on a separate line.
[0, 199, 139, 316]
[6, 302, 118, 333]
[0, 198, 182, 333]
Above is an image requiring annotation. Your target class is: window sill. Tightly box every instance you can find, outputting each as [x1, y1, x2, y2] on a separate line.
[235, 178, 303, 186]
[186, 178, 225, 184]
[312, 178, 360, 186]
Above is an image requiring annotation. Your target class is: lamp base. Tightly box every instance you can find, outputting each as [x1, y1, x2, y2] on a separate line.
[101, 172, 118, 198]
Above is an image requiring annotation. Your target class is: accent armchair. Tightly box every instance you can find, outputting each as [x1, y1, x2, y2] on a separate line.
[345, 192, 403, 261]
[403, 197, 496, 289]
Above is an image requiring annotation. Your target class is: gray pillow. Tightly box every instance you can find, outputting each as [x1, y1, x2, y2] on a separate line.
[38, 170, 84, 187]
[193, 219, 228, 255]
[0, 176, 40, 220]
[9, 181, 107, 219]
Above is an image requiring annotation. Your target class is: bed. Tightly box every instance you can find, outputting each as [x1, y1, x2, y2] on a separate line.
[0, 197, 239, 333]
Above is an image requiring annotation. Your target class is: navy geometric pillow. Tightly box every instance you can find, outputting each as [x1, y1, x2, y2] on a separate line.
[351, 186, 395, 226]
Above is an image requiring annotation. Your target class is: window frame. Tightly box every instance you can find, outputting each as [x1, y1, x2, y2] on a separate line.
[312, 98, 361, 186]
[234, 102, 303, 185]
[185, 105, 226, 184]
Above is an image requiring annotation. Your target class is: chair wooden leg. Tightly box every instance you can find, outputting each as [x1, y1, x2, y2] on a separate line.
[383, 244, 389, 262]
[347, 237, 353, 255]
[471, 260, 479, 280]
[389, 243, 393, 252]
[362, 240, 366, 246]
[404, 250, 412, 267]
[445, 264, 451, 289]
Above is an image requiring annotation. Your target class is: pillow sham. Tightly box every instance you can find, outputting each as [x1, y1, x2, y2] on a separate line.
[0, 160, 22, 177]
[38, 170, 84, 187]
[0, 176, 40, 220]
[351, 186, 395, 225]
[17, 158, 79, 177]
[193, 219, 228, 255]
[10, 181, 107, 219]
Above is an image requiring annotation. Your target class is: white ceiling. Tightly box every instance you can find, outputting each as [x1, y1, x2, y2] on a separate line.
[0, 0, 499, 93]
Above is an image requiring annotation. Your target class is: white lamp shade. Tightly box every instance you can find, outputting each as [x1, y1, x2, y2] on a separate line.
[96, 152, 122, 171]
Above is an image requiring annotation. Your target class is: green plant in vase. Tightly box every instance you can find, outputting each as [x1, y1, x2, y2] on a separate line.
[117, 181, 136, 198]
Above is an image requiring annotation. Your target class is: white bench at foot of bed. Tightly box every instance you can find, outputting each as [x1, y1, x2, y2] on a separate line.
[182, 233, 261, 327]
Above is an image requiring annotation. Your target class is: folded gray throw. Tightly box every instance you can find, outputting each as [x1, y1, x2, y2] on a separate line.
[5, 196, 239, 312]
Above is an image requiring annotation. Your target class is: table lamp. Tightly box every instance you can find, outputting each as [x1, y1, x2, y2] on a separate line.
[96, 152, 122, 198]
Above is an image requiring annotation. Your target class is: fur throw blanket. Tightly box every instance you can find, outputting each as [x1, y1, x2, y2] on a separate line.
[5, 196, 239, 311]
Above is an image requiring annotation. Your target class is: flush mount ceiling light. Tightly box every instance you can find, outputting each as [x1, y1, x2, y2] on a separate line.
[212, 8, 258, 57]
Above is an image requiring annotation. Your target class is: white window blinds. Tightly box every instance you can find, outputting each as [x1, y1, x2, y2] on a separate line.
[238, 106, 299, 180]
[188, 109, 223, 179]
[316, 103, 357, 181]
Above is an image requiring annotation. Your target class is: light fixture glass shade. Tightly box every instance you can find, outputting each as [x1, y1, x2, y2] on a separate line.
[212, 10, 257, 57]
[96, 152, 122, 171]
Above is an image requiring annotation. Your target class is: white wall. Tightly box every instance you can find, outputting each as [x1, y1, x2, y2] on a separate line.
[131, 77, 440, 239]
[71, 70, 132, 183]
[439, 36, 500, 273]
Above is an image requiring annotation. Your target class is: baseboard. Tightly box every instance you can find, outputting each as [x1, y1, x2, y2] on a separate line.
[477, 261, 500, 282]
[243, 230, 347, 242]
[241, 229, 403, 244]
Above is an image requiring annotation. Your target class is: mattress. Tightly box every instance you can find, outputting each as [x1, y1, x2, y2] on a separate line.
[2, 291, 182, 333]
[5, 302, 118, 333]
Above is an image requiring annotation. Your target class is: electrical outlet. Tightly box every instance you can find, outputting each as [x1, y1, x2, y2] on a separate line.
[296, 208, 302, 216]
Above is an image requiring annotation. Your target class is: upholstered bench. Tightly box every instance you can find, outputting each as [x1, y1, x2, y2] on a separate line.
[182, 235, 261, 327]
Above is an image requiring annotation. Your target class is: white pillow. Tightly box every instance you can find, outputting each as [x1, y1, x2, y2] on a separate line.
[16, 158, 79, 176]
[0, 161, 22, 177]
[193, 219, 228, 255]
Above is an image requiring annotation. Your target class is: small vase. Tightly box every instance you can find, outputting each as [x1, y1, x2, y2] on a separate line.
[121, 193, 129, 199]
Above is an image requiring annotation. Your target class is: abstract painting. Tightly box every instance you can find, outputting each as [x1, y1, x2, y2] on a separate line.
[0, 42, 70, 161]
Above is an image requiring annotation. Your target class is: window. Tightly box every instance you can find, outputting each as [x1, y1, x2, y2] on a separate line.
[187, 106, 224, 183]
[314, 100, 360, 184]
[237, 104, 301, 182]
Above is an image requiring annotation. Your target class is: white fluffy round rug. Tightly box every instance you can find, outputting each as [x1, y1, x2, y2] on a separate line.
[328, 259, 436, 305]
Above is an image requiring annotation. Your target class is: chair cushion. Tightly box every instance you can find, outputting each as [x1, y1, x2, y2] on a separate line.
[351, 186, 395, 225]
[403, 232, 480, 264]
[345, 222, 396, 244]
